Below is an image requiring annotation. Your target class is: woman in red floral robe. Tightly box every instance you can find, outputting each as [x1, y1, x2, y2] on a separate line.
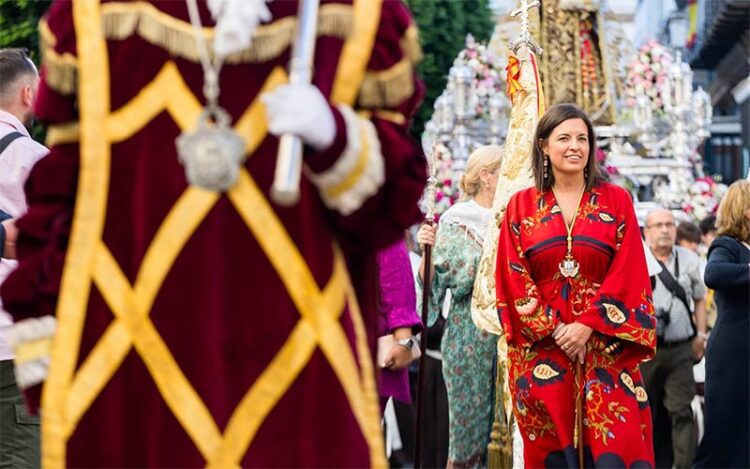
[496, 104, 656, 468]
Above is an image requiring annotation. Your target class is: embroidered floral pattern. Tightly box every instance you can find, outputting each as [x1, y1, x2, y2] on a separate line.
[496, 184, 656, 467]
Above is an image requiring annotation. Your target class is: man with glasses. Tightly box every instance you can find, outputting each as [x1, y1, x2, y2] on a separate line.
[642, 207, 707, 468]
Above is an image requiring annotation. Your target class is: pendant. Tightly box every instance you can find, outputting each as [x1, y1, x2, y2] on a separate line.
[559, 253, 580, 278]
[176, 106, 245, 192]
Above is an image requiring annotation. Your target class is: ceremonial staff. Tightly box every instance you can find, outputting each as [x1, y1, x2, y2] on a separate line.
[271, 0, 320, 205]
[414, 144, 439, 469]
[508, 0, 542, 56]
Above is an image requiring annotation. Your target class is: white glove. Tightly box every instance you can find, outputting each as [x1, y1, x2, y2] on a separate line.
[262, 84, 337, 152]
[208, 0, 273, 57]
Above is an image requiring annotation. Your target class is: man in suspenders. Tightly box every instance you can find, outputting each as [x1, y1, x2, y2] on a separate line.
[0, 47, 48, 468]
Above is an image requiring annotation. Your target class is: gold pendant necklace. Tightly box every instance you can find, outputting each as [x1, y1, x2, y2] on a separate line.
[551, 184, 586, 279]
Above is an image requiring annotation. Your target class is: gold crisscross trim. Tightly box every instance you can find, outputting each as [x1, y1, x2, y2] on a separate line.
[13, 337, 53, 366]
[46, 122, 80, 147]
[43, 1, 385, 467]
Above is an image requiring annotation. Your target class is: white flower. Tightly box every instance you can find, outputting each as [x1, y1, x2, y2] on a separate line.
[694, 180, 711, 194]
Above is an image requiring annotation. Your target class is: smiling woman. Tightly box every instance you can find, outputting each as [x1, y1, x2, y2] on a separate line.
[532, 103, 602, 193]
[496, 103, 657, 468]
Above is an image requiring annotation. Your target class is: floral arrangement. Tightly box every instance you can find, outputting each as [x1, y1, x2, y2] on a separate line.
[455, 34, 505, 120]
[681, 176, 728, 223]
[596, 148, 619, 177]
[425, 143, 462, 219]
[623, 40, 673, 117]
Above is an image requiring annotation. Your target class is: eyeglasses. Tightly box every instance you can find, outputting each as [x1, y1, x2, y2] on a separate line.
[646, 222, 676, 230]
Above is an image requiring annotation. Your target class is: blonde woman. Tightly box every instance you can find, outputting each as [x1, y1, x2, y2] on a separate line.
[695, 179, 750, 468]
[417, 145, 502, 468]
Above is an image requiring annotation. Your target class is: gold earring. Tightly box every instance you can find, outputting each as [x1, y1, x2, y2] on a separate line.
[543, 155, 549, 179]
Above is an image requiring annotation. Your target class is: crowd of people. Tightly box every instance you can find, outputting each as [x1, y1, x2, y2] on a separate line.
[0, 1, 749, 468]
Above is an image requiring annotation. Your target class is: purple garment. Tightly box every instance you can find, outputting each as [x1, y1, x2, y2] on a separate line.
[376, 239, 422, 404]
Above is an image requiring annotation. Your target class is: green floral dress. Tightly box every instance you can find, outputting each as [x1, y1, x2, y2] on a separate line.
[424, 200, 497, 468]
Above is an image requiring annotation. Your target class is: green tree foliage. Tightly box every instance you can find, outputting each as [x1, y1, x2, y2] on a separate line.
[0, 0, 52, 64]
[405, 0, 495, 140]
[0, 0, 52, 141]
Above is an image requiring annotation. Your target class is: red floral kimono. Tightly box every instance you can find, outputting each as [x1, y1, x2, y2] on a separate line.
[496, 182, 656, 468]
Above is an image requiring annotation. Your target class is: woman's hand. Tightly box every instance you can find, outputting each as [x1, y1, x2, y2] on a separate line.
[553, 323, 593, 364]
[417, 222, 437, 282]
[381, 344, 413, 370]
[381, 327, 417, 370]
[416, 223, 436, 249]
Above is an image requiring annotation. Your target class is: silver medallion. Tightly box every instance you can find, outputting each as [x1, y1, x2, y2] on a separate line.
[559, 254, 580, 278]
[176, 107, 245, 192]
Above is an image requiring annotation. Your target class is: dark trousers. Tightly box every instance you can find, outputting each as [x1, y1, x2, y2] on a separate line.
[0, 360, 40, 469]
[404, 355, 448, 469]
[640, 341, 697, 469]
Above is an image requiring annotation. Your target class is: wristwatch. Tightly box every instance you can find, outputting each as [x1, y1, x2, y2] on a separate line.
[396, 336, 418, 350]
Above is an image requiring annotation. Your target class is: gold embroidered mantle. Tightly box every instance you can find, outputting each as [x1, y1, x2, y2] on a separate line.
[537, 0, 616, 125]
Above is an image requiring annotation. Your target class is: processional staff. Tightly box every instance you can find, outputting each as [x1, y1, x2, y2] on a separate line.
[414, 144, 440, 469]
[508, 0, 543, 56]
[479, 2, 544, 468]
[507, 3, 588, 468]
[271, 0, 320, 206]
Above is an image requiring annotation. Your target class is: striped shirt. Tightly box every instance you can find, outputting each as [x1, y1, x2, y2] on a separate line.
[651, 245, 706, 342]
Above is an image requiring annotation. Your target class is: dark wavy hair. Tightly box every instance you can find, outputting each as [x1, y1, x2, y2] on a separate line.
[531, 103, 604, 192]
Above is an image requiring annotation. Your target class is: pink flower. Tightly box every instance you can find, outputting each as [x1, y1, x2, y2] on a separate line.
[596, 148, 607, 163]
[605, 165, 620, 176]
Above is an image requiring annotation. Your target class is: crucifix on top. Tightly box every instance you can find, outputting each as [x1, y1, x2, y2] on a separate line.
[508, 0, 542, 55]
